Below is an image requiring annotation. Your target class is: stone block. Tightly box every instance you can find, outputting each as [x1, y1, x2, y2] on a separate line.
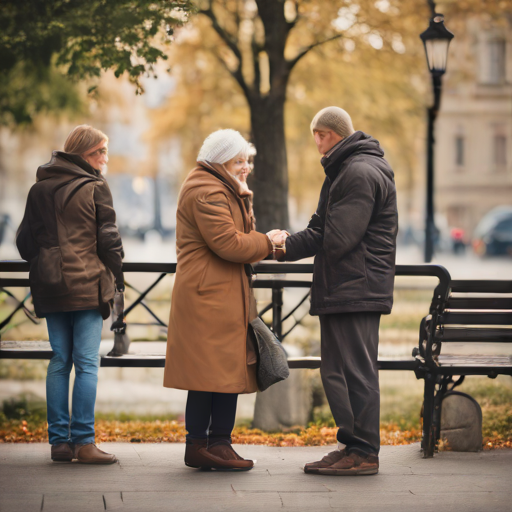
[252, 344, 312, 431]
[440, 391, 482, 452]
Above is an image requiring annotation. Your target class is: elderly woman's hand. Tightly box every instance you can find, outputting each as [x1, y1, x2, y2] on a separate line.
[272, 231, 289, 247]
[239, 167, 250, 183]
[266, 229, 281, 240]
[266, 229, 289, 246]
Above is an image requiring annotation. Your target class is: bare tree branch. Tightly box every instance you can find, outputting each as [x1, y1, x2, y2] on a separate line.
[251, 29, 264, 97]
[211, 49, 251, 100]
[199, 5, 243, 68]
[287, 35, 342, 71]
[199, 3, 249, 98]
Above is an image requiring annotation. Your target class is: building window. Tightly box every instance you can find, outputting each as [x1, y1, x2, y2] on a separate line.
[455, 136, 464, 167]
[488, 40, 506, 84]
[494, 135, 507, 167]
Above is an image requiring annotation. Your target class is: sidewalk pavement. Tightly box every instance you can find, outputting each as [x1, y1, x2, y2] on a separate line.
[1, 443, 511, 512]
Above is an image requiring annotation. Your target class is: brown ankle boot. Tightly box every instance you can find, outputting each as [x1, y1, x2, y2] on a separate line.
[51, 442, 74, 462]
[185, 439, 253, 471]
[75, 443, 117, 465]
[207, 440, 254, 471]
[184, 438, 210, 468]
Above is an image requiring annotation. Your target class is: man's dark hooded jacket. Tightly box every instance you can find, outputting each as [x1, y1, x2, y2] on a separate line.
[16, 151, 124, 319]
[283, 131, 398, 315]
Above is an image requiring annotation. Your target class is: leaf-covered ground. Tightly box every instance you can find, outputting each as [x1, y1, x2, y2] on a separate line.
[1, 418, 510, 450]
[0, 419, 418, 445]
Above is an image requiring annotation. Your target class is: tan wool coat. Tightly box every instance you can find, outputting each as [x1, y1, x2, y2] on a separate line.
[163, 164, 272, 394]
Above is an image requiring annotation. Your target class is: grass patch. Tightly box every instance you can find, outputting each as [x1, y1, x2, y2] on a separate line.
[0, 359, 49, 380]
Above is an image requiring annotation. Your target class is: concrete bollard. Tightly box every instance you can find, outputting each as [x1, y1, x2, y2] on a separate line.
[440, 391, 483, 452]
[252, 344, 312, 431]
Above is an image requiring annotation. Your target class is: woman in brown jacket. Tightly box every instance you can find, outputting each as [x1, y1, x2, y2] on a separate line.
[163, 129, 274, 471]
[16, 125, 124, 465]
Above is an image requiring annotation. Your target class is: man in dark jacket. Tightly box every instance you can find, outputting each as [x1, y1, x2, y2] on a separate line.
[276, 106, 398, 475]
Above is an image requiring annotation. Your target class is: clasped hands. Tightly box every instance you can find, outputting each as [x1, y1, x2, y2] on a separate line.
[266, 229, 290, 260]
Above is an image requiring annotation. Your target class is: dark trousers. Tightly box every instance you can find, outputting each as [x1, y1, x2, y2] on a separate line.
[319, 312, 381, 455]
[185, 391, 238, 443]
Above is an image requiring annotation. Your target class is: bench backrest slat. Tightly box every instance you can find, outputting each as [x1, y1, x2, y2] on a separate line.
[441, 311, 512, 326]
[438, 327, 512, 342]
[446, 297, 512, 309]
[450, 280, 512, 293]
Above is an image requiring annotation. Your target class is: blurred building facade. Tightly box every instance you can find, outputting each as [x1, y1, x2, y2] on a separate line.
[436, 16, 512, 237]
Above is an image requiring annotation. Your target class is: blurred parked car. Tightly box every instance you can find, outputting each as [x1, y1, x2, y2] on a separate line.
[472, 206, 512, 257]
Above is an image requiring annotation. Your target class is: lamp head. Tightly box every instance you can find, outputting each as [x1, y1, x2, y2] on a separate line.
[420, 14, 454, 76]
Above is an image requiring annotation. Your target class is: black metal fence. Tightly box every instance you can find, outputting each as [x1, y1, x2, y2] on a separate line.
[0, 261, 450, 343]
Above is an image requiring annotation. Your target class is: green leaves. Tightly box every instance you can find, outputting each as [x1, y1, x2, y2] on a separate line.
[0, 61, 84, 125]
[0, 0, 195, 125]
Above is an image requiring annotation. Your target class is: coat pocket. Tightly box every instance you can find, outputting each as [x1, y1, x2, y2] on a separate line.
[32, 247, 69, 296]
[326, 252, 367, 295]
[197, 255, 234, 294]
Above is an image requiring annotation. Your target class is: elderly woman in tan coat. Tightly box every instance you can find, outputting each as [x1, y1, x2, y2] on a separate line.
[164, 129, 275, 471]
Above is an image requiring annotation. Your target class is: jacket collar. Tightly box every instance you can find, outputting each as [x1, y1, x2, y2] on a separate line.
[198, 161, 252, 198]
[36, 151, 102, 182]
[321, 131, 384, 182]
[58, 151, 101, 176]
[196, 162, 252, 233]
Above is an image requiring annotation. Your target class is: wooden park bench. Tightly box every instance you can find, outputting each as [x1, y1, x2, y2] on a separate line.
[414, 277, 512, 457]
[3, 260, 510, 457]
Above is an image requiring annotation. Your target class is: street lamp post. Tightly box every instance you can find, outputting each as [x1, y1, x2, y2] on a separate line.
[420, 2, 454, 262]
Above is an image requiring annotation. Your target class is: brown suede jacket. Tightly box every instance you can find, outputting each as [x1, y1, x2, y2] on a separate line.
[16, 151, 124, 319]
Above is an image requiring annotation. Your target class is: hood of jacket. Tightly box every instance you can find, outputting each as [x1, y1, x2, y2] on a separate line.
[322, 131, 394, 184]
[36, 151, 101, 183]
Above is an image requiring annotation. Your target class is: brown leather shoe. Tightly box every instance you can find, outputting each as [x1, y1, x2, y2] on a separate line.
[304, 449, 347, 474]
[207, 441, 254, 471]
[75, 443, 117, 465]
[185, 439, 253, 471]
[51, 442, 74, 462]
[317, 452, 379, 475]
[184, 438, 209, 468]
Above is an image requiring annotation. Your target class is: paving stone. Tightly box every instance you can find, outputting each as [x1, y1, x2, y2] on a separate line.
[103, 492, 124, 510]
[1, 443, 511, 512]
[120, 491, 282, 512]
[278, 491, 331, 509]
[40, 492, 105, 512]
[0, 493, 42, 512]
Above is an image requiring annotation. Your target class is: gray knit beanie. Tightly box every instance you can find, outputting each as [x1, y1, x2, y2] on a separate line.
[197, 129, 252, 164]
[310, 107, 355, 138]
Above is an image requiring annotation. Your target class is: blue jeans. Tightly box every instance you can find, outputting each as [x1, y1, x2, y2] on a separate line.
[46, 310, 103, 445]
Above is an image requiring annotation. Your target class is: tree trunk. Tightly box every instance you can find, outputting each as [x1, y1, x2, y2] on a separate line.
[249, 93, 290, 234]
